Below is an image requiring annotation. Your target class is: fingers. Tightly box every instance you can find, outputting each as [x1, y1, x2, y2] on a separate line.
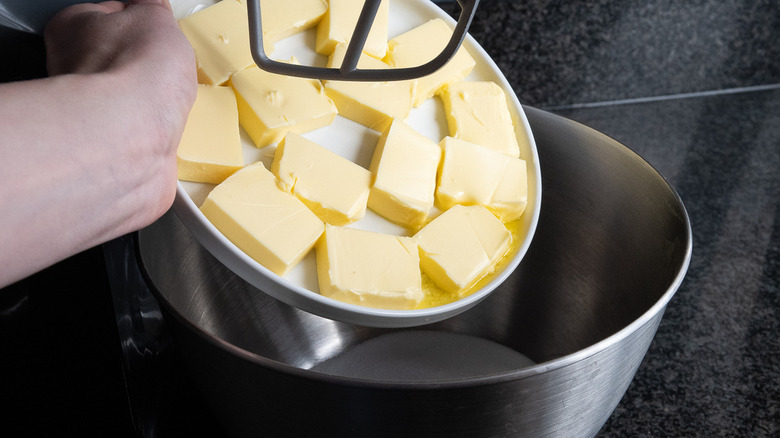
[92, 2, 129, 13]
[43, 0, 179, 76]
[46, 0, 169, 34]
[52, 1, 127, 19]
[128, 0, 173, 12]
[44, 1, 124, 42]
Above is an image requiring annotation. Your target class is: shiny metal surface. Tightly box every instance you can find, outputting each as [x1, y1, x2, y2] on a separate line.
[137, 107, 691, 437]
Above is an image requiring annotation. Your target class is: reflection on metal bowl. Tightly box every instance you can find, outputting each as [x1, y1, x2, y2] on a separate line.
[137, 107, 691, 437]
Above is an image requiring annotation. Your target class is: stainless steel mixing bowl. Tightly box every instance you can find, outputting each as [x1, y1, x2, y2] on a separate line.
[137, 107, 691, 437]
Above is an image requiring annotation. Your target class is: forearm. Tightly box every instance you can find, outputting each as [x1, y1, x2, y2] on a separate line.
[0, 72, 176, 286]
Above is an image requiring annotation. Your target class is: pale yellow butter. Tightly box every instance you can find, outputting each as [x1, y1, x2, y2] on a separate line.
[414, 204, 512, 294]
[315, 0, 389, 58]
[230, 65, 337, 148]
[385, 18, 476, 107]
[249, 0, 328, 42]
[271, 132, 371, 226]
[200, 161, 325, 277]
[440, 81, 522, 157]
[437, 137, 528, 222]
[368, 120, 441, 229]
[316, 225, 423, 310]
[324, 44, 415, 132]
[179, 0, 266, 86]
[177, 85, 244, 184]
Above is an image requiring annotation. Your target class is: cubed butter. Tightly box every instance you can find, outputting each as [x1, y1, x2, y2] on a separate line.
[315, 0, 389, 59]
[200, 161, 325, 276]
[368, 120, 441, 228]
[272, 132, 371, 226]
[437, 137, 528, 222]
[414, 204, 512, 294]
[316, 225, 423, 310]
[324, 44, 415, 132]
[384, 19, 476, 107]
[250, 0, 328, 42]
[179, 0, 266, 85]
[230, 65, 337, 148]
[177, 85, 244, 184]
[440, 81, 522, 157]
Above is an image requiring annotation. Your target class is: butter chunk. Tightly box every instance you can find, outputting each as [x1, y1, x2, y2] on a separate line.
[200, 162, 324, 277]
[368, 120, 441, 229]
[251, 0, 328, 42]
[324, 44, 415, 131]
[272, 132, 371, 226]
[316, 225, 423, 310]
[179, 0, 265, 85]
[440, 81, 521, 157]
[385, 19, 476, 107]
[437, 137, 528, 222]
[315, 0, 389, 58]
[414, 205, 512, 294]
[230, 65, 337, 148]
[177, 85, 244, 184]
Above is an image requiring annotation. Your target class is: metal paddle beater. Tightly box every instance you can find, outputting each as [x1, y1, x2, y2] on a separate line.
[246, 0, 480, 81]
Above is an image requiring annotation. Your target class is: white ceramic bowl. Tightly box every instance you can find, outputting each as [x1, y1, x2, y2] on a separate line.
[170, 0, 541, 327]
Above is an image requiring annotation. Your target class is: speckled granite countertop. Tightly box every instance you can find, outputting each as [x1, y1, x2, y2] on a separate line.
[2, 1, 778, 436]
[441, 0, 780, 109]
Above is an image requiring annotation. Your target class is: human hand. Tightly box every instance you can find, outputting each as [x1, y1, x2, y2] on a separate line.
[0, 1, 198, 286]
[44, 0, 196, 105]
[43, 0, 197, 220]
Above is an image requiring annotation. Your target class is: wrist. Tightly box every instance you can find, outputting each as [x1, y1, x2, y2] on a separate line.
[93, 68, 184, 229]
[51, 70, 181, 232]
